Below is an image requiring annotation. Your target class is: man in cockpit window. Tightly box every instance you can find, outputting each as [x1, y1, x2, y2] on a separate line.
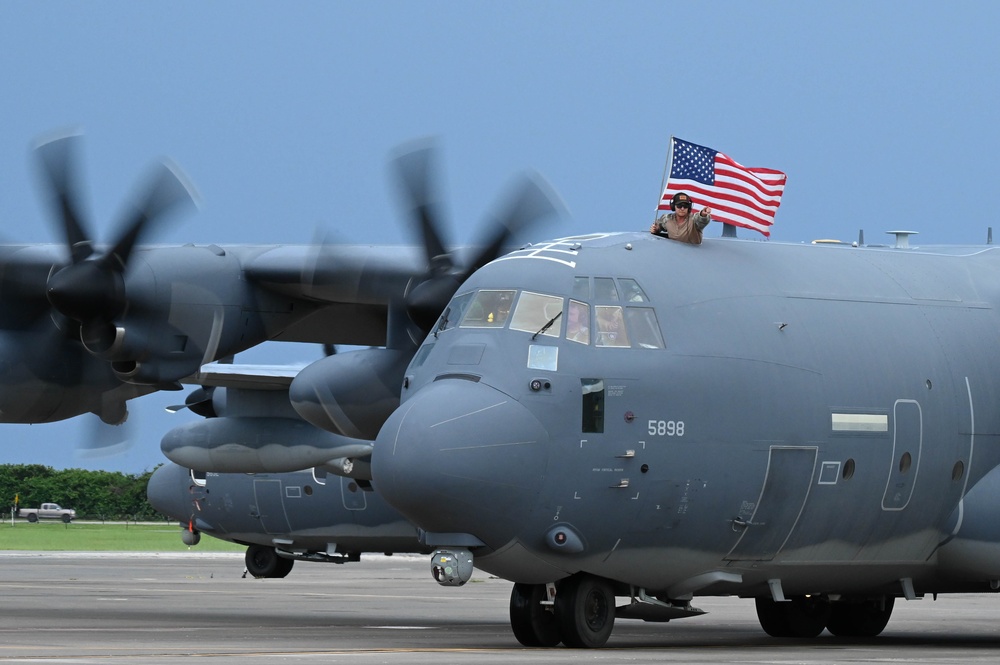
[650, 192, 712, 245]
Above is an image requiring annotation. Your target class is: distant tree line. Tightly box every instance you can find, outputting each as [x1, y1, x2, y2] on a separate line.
[0, 464, 165, 521]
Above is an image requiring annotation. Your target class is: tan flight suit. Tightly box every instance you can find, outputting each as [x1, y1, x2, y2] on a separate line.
[652, 210, 712, 245]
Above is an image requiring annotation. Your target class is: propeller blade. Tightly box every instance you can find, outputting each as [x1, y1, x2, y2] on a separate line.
[103, 159, 197, 269]
[464, 170, 563, 277]
[34, 133, 94, 263]
[391, 143, 564, 336]
[77, 413, 133, 458]
[391, 140, 453, 274]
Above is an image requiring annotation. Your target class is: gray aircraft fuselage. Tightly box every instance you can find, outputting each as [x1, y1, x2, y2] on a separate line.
[372, 231, 1000, 602]
[147, 462, 423, 561]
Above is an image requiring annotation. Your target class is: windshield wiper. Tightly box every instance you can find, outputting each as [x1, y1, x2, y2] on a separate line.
[532, 311, 562, 340]
[433, 307, 451, 338]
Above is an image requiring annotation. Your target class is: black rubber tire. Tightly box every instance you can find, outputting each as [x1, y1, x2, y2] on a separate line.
[827, 597, 894, 637]
[755, 596, 830, 638]
[271, 554, 294, 578]
[245, 545, 282, 578]
[27, 513, 38, 523]
[510, 583, 561, 647]
[61, 514, 72, 523]
[555, 575, 615, 648]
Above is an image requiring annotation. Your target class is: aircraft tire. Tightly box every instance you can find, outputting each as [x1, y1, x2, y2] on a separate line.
[273, 555, 295, 578]
[826, 597, 894, 637]
[755, 596, 830, 638]
[509, 583, 561, 647]
[245, 545, 294, 578]
[555, 574, 615, 648]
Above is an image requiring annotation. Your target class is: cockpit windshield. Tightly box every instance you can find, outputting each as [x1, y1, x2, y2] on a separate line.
[447, 278, 664, 350]
[459, 289, 515, 327]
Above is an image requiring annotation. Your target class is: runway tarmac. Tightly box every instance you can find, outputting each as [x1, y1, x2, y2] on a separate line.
[2, 551, 1000, 664]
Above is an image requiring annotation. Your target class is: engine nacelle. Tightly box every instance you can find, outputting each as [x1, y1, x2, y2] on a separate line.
[112, 357, 199, 388]
[160, 416, 373, 474]
[289, 347, 410, 438]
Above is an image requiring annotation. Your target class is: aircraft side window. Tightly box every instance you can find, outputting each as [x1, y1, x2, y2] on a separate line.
[625, 307, 664, 349]
[460, 289, 516, 328]
[509, 292, 563, 338]
[595, 305, 629, 347]
[618, 278, 648, 302]
[572, 276, 590, 300]
[410, 342, 435, 369]
[581, 379, 605, 433]
[439, 292, 474, 333]
[565, 300, 590, 344]
[594, 277, 619, 301]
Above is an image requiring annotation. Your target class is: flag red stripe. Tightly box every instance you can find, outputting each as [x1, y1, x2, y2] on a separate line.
[658, 139, 786, 237]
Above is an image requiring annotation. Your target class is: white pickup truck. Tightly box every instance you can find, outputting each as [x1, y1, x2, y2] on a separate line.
[17, 503, 76, 523]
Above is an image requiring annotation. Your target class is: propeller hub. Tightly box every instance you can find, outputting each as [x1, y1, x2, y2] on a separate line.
[46, 262, 125, 323]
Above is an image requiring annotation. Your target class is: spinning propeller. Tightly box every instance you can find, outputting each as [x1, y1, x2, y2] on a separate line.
[391, 141, 563, 334]
[35, 133, 196, 357]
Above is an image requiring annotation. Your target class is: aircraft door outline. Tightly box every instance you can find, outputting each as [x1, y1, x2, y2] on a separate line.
[881, 399, 922, 511]
[340, 476, 367, 510]
[252, 479, 293, 534]
[725, 446, 818, 562]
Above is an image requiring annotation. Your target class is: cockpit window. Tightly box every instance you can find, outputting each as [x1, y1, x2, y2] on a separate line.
[619, 278, 648, 302]
[437, 292, 474, 333]
[460, 289, 516, 327]
[573, 277, 590, 300]
[594, 277, 619, 301]
[510, 291, 563, 338]
[595, 305, 629, 347]
[565, 300, 590, 344]
[625, 307, 664, 348]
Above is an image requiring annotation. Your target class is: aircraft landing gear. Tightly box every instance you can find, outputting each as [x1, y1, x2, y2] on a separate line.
[510, 583, 560, 647]
[755, 594, 895, 638]
[826, 596, 894, 637]
[244, 545, 294, 579]
[755, 595, 830, 637]
[509, 574, 616, 648]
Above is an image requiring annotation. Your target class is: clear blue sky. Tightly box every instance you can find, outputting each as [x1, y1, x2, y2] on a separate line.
[1, 1, 998, 473]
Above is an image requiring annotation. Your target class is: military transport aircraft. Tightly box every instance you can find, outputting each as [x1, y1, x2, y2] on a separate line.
[0, 135, 559, 430]
[146, 461, 424, 577]
[150, 353, 425, 574]
[162, 224, 1000, 648]
[348, 229, 1000, 648]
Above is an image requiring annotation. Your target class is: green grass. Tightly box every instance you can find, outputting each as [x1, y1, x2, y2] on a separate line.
[0, 521, 245, 552]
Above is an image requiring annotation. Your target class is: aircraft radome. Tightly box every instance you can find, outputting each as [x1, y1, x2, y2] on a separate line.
[359, 229, 1000, 647]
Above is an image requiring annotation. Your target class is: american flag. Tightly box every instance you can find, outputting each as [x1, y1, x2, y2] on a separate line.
[658, 137, 786, 237]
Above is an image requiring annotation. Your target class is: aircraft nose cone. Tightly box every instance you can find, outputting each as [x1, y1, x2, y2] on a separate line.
[146, 462, 197, 521]
[372, 379, 550, 548]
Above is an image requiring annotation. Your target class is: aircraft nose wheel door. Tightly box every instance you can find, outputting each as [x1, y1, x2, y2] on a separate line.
[725, 446, 817, 561]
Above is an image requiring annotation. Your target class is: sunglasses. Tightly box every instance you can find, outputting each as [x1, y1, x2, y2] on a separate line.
[675, 202, 691, 209]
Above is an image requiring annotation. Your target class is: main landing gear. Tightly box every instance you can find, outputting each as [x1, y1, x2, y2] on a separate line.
[510, 573, 616, 648]
[244, 544, 295, 579]
[755, 595, 895, 638]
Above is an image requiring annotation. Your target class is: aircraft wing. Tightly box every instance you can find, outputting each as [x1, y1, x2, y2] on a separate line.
[181, 361, 307, 390]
